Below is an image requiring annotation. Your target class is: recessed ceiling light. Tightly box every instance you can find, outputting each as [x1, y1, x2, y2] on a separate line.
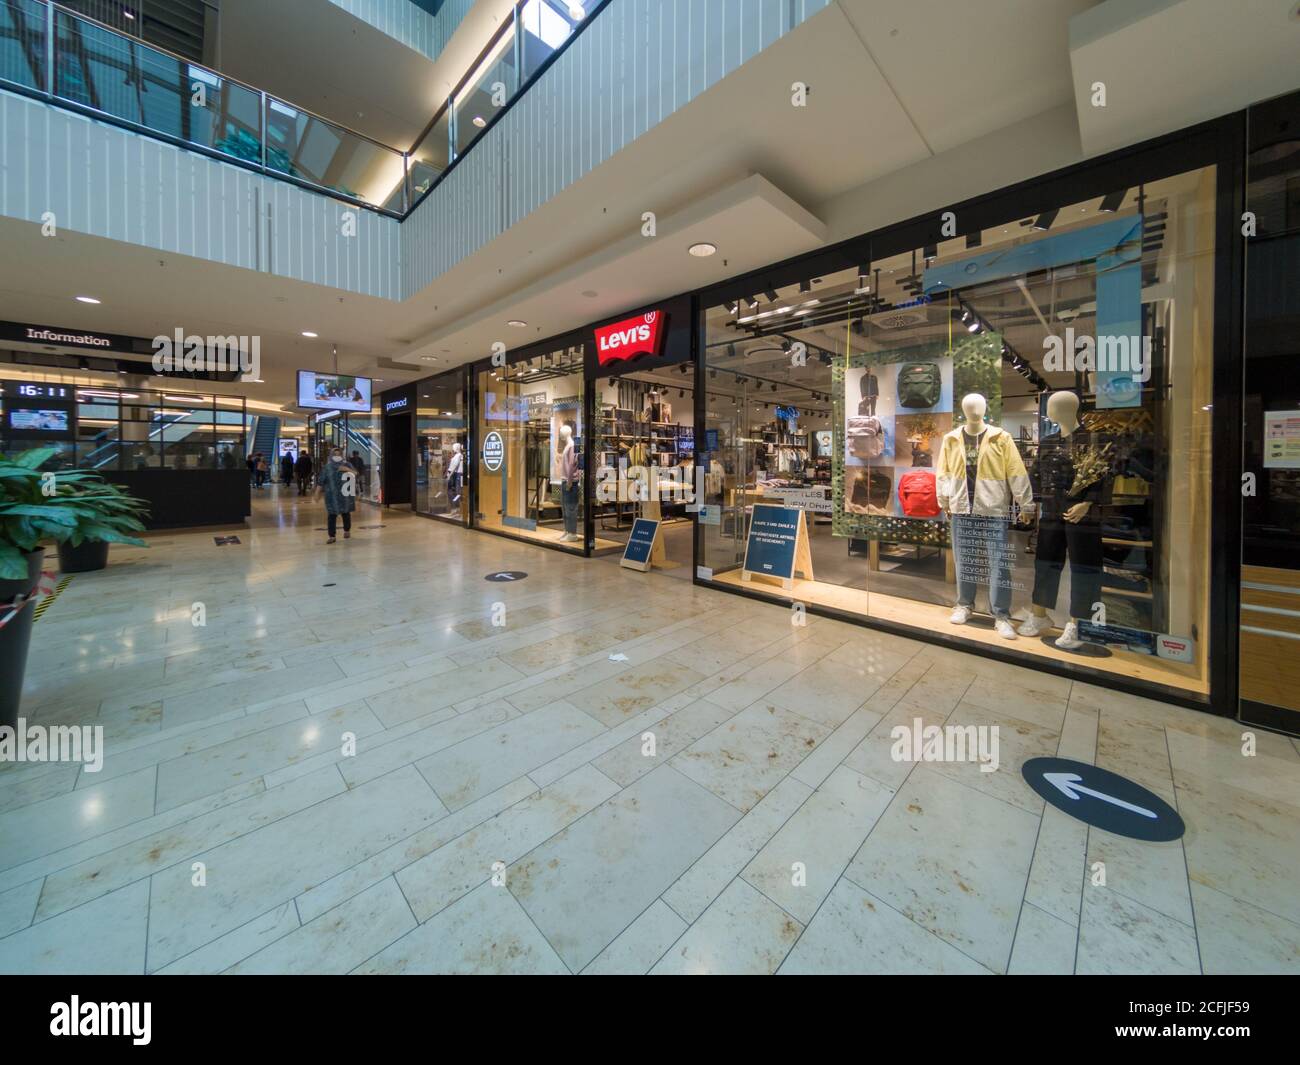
[75, 296, 101, 304]
[688, 242, 717, 258]
[472, 116, 486, 128]
[301, 331, 318, 338]
[420, 356, 439, 362]
[508, 320, 527, 327]
[569, 3, 586, 18]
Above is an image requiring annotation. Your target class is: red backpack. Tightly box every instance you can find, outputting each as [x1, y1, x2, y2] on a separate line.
[897, 469, 940, 517]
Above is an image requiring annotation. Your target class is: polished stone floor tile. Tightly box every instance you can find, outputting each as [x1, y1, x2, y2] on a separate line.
[650, 878, 802, 975]
[4, 492, 1295, 975]
[508, 765, 740, 971]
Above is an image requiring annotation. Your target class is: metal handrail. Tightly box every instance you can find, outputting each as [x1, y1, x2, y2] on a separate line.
[50, 1, 406, 156]
[0, 0, 615, 220]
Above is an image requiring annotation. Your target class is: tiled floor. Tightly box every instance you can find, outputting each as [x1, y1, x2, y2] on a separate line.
[1, 487, 1298, 975]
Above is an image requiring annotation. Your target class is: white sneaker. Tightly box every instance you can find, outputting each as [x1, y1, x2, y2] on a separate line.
[1055, 621, 1084, 649]
[1018, 614, 1052, 638]
[994, 618, 1018, 640]
[949, 604, 971, 625]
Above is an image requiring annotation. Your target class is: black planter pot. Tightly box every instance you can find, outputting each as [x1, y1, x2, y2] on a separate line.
[0, 549, 45, 731]
[58, 539, 110, 574]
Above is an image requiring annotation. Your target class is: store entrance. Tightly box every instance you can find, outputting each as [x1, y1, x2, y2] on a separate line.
[593, 361, 696, 579]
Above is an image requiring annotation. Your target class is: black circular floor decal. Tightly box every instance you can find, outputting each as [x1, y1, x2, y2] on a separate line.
[484, 571, 528, 582]
[1022, 757, 1185, 841]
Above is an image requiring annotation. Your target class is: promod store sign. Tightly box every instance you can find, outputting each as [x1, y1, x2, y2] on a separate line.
[594, 310, 665, 367]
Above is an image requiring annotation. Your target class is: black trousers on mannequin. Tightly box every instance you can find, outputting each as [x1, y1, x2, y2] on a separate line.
[1033, 517, 1103, 620]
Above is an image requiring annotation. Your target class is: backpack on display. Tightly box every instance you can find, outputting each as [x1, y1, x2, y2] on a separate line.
[847, 415, 885, 459]
[897, 362, 942, 408]
[897, 469, 940, 517]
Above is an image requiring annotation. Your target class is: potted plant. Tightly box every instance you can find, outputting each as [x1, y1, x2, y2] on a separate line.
[0, 448, 148, 726]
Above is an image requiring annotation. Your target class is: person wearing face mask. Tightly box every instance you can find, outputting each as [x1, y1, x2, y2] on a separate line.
[316, 448, 357, 543]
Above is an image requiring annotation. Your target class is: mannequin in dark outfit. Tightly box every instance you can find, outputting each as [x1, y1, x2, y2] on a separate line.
[1021, 391, 1105, 649]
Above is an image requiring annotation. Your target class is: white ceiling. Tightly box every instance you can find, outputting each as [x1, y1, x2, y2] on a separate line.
[6, 0, 1295, 409]
[1070, 0, 1300, 155]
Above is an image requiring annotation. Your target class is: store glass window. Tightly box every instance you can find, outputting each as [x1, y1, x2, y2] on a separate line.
[700, 166, 1217, 698]
[344, 408, 382, 504]
[475, 346, 585, 552]
[415, 372, 468, 524]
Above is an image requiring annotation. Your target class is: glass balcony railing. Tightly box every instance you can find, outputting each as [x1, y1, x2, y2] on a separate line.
[0, 0, 611, 220]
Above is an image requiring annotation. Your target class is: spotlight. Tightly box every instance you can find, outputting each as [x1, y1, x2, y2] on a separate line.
[1032, 209, 1059, 231]
[923, 244, 937, 261]
[1099, 190, 1126, 213]
[799, 279, 812, 294]
[763, 287, 779, 303]
[966, 233, 982, 249]
[726, 301, 739, 315]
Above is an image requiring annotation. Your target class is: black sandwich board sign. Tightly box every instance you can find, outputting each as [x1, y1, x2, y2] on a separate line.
[1021, 757, 1185, 842]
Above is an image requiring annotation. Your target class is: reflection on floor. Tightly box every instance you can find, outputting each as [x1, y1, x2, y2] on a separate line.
[0, 484, 1294, 974]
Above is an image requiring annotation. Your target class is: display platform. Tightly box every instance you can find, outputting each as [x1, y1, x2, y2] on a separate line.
[710, 568, 1207, 695]
[484, 520, 622, 554]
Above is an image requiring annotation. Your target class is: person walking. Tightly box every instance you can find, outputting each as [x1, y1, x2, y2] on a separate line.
[254, 452, 269, 488]
[294, 449, 314, 496]
[280, 451, 294, 487]
[316, 447, 356, 543]
[246, 452, 257, 485]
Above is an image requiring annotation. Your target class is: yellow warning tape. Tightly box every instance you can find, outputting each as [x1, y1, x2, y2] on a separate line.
[32, 575, 73, 623]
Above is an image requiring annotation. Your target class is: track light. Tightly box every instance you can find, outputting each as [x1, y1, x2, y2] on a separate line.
[1099, 190, 1126, 213]
[923, 244, 937, 261]
[966, 233, 982, 249]
[1032, 209, 1059, 231]
[763, 287, 779, 303]
[799, 279, 811, 294]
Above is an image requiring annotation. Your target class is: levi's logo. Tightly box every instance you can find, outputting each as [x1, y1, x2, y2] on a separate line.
[595, 311, 664, 366]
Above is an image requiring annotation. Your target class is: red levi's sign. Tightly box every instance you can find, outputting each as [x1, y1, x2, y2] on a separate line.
[594, 310, 665, 367]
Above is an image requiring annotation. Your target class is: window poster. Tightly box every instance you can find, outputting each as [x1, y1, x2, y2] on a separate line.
[1263, 410, 1300, 469]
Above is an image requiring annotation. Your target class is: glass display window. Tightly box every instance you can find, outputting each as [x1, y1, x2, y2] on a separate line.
[699, 164, 1217, 700]
[474, 345, 586, 552]
[415, 371, 469, 525]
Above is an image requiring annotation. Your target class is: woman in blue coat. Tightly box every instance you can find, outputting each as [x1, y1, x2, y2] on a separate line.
[316, 448, 357, 543]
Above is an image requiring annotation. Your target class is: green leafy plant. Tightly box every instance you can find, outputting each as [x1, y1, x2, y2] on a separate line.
[0, 448, 148, 580]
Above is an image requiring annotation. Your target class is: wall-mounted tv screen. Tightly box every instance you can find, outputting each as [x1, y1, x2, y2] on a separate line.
[298, 371, 372, 412]
[9, 408, 70, 433]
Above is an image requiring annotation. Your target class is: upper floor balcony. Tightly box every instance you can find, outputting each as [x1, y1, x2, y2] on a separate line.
[0, 0, 603, 217]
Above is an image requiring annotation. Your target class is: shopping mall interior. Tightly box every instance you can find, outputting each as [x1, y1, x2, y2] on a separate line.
[0, 0, 1298, 986]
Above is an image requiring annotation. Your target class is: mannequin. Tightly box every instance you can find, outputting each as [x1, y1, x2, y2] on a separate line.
[558, 423, 580, 542]
[1020, 391, 1106, 649]
[936, 393, 1034, 640]
[446, 441, 464, 506]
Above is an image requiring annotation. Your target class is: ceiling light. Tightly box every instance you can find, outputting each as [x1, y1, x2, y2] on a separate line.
[568, 3, 586, 17]
[799, 279, 811, 294]
[1099, 190, 1126, 213]
[75, 296, 101, 304]
[763, 287, 779, 303]
[508, 320, 527, 327]
[420, 356, 439, 362]
[472, 116, 486, 128]
[301, 331, 318, 338]
[1032, 209, 1059, 231]
[688, 242, 717, 258]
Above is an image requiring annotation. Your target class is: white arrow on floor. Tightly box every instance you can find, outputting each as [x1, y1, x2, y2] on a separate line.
[1043, 772, 1158, 819]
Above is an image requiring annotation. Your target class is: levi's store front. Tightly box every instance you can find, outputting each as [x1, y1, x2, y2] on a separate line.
[469, 295, 696, 562]
[694, 121, 1241, 714]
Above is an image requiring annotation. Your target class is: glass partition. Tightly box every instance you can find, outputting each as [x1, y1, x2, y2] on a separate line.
[474, 346, 585, 552]
[701, 164, 1218, 700]
[53, 8, 263, 165]
[263, 97, 406, 211]
[415, 371, 468, 524]
[0, 0, 46, 90]
[452, 22, 516, 158]
[410, 109, 451, 200]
